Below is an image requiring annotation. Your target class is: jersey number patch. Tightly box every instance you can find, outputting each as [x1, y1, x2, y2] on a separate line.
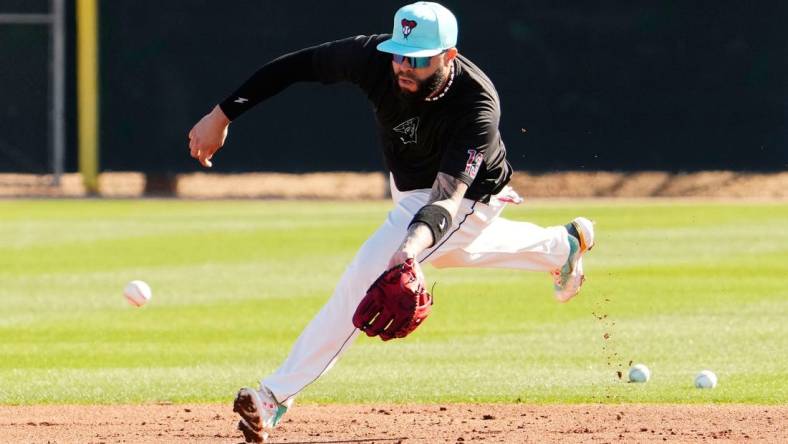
[465, 149, 484, 179]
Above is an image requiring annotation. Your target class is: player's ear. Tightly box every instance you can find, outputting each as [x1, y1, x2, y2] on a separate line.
[443, 48, 458, 64]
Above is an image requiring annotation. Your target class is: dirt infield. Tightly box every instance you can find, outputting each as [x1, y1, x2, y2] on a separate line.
[1, 403, 785, 443]
[1, 171, 787, 199]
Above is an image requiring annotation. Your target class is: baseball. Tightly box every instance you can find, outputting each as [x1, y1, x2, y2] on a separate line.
[124, 280, 152, 307]
[628, 363, 651, 383]
[694, 370, 717, 389]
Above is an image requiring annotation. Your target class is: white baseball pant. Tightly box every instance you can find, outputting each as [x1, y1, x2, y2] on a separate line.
[263, 180, 571, 404]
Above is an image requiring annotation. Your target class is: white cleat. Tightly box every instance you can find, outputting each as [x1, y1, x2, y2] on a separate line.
[552, 217, 595, 302]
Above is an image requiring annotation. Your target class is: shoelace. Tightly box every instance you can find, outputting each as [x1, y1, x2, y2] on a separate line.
[551, 269, 562, 286]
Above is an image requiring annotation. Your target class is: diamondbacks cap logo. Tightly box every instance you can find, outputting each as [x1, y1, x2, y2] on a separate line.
[401, 19, 417, 39]
[393, 117, 419, 144]
[465, 149, 484, 178]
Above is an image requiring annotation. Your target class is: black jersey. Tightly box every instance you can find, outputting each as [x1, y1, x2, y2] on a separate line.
[220, 34, 512, 203]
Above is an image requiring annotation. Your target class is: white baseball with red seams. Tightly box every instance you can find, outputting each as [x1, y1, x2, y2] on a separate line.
[124, 280, 152, 307]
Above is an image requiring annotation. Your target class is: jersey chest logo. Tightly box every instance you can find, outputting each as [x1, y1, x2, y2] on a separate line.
[393, 117, 419, 144]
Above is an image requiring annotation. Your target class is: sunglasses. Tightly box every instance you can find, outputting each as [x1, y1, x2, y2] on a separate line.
[392, 51, 445, 68]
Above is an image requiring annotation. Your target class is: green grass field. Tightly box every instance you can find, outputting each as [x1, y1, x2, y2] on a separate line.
[1, 199, 786, 405]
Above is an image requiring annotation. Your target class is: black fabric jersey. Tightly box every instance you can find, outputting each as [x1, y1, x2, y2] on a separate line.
[220, 34, 512, 203]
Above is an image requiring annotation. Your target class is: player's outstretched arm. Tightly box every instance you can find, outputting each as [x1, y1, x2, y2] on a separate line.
[387, 173, 468, 268]
[187, 35, 385, 168]
[188, 105, 230, 168]
[186, 45, 320, 168]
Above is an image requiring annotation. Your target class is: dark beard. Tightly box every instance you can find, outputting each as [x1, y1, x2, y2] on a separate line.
[395, 68, 448, 106]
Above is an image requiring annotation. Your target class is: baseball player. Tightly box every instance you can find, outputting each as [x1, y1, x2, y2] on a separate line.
[188, 2, 595, 442]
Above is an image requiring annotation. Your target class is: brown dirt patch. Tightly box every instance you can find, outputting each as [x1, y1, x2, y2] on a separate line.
[0, 403, 785, 443]
[1, 171, 786, 199]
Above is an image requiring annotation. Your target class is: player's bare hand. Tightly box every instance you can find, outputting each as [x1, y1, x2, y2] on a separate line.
[188, 105, 230, 168]
[387, 249, 415, 270]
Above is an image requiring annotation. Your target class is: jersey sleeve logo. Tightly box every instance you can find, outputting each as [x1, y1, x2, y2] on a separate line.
[465, 149, 484, 179]
[393, 117, 419, 144]
[401, 19, 417, 39]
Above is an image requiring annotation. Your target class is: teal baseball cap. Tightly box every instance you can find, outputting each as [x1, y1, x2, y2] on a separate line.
[377, 2, 458, 57]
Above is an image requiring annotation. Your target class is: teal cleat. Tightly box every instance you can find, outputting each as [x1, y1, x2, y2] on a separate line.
[552, 217, 595, 302]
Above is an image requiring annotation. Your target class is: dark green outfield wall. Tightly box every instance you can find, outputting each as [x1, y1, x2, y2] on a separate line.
[1, 1, 786, 173]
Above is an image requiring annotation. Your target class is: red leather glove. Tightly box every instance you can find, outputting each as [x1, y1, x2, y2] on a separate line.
[352, 259, 433, 341]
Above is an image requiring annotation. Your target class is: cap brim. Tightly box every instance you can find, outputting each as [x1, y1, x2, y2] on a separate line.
[376, 39, 444, 57]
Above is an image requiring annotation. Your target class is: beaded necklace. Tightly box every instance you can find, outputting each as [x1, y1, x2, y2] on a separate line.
[424, 61, 455, 102]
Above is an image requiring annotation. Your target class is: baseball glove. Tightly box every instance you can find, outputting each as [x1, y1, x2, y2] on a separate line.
[352, 259, 433, 341]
